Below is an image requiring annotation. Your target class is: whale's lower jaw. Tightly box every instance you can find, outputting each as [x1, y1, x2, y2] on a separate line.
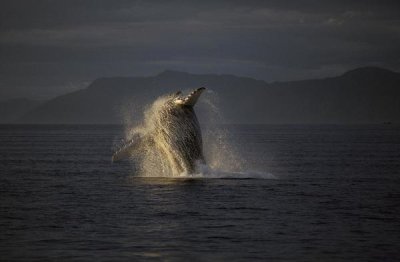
[153, 107, 204, 176]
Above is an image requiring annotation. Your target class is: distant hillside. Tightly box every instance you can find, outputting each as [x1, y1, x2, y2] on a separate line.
[17, 67, 400, 124]
[0, 98, 42, 123]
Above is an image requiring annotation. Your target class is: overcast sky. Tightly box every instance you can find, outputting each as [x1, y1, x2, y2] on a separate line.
[1, 0, 400, 100]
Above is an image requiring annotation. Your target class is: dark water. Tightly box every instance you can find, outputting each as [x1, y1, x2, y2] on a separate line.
[1, 125, 400, 261]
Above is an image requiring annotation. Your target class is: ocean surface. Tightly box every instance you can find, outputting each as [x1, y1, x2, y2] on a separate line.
[1, 124, 400, 261]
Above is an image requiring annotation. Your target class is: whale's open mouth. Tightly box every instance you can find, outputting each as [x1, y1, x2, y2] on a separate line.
[174, 87, 206, 106]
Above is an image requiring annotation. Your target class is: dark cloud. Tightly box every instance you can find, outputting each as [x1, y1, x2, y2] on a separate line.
[1, 0, 400, 99]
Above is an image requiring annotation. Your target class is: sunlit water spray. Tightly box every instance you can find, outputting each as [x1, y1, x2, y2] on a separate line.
[114, 89, 274, 179]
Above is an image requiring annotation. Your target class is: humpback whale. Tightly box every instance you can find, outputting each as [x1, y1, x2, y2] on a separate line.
[112, 87, 206, 176]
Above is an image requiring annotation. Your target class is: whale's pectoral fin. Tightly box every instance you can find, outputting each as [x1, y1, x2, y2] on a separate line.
[112, 134, 148, 162]
[174, 87, 206, 106]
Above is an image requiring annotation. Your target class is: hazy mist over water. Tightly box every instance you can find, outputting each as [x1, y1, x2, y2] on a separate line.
[1, 124, 399, 260]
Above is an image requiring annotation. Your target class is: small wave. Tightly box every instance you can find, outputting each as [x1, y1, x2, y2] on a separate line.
[131, 165, 275, 180]
[185, 163, 276, 179]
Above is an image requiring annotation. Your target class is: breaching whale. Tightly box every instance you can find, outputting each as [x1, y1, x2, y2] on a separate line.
[112, 87, 206, 176]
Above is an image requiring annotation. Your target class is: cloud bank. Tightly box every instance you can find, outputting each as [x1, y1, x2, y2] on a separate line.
[1, 0, 399, 99]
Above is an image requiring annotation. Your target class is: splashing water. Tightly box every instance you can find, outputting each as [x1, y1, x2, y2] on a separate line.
[195, 91, 274, 179]
[115, 89, 274, 179]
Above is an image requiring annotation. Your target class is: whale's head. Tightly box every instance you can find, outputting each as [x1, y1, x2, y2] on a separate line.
[172, 87, 206, 107]
[112, 87, 206, 167]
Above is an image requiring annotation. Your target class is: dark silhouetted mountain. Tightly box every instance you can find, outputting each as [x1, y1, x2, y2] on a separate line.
[0, 98, 43, 123]
[17, 67, 400, 124]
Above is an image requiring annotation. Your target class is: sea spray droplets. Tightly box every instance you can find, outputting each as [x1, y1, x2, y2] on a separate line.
[119, 89, 267, 178]
[198, 90, 245, 172]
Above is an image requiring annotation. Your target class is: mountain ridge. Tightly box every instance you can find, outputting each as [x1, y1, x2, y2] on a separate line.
[6, 66, 400, 124]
